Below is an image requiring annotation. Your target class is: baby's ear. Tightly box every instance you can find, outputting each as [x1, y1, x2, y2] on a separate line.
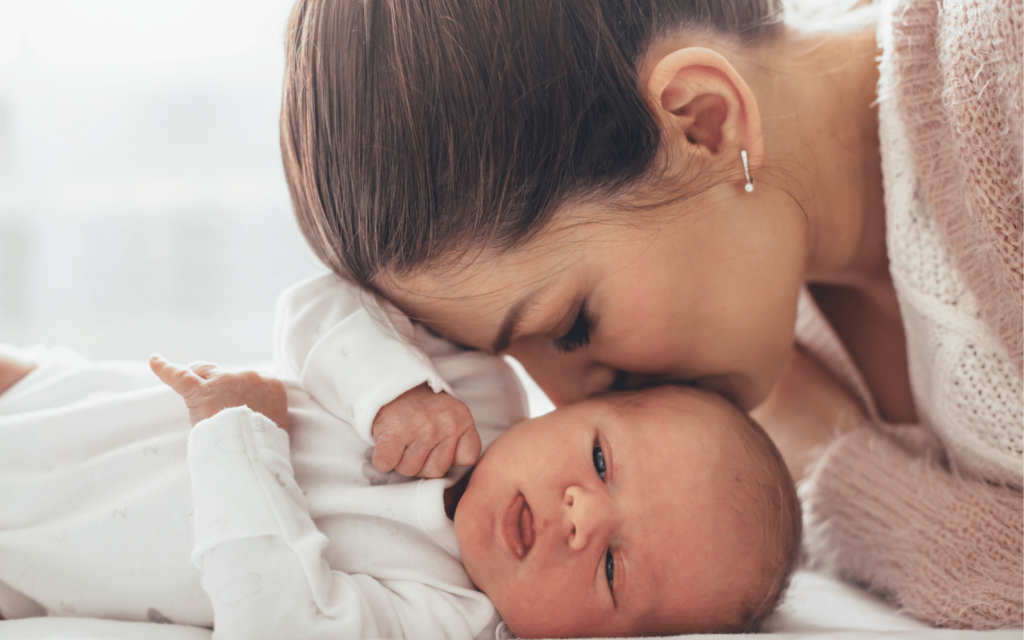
[646, 47, 763, 171]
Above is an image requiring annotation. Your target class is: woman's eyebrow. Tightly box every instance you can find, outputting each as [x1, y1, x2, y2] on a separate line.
[491, 285, 548, 353]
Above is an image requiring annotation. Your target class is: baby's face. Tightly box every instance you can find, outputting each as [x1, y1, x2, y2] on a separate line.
[454, 386, 766, 638]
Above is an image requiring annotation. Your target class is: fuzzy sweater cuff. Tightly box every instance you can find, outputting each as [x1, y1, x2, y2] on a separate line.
[801, 426, 1024, 629]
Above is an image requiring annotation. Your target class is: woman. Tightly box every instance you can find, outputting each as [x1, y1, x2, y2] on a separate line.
[279, 0, 1022, 628]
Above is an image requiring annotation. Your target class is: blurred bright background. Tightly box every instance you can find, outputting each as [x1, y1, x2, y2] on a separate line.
[0, 0, 555, 414]
[0, 0, 323, 365]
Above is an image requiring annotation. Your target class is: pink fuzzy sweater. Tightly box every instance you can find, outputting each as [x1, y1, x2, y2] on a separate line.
[799, 0, 1023, 630]
[895, 0, 1023, 374]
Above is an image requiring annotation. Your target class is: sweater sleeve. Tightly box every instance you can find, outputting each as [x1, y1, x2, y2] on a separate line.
[188, 407, 480, 640]
[273, 274, 452, 446]
[801, 425, 1024, 630]
[891, 0, 1023, 371]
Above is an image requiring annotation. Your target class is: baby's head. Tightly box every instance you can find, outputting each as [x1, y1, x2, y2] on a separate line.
[454, 385, 800, 638]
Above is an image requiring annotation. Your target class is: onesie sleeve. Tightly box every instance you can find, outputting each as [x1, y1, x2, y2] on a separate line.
[801, 425, 1024, 629]
[187, 407, 481, 640]
[273, 274, 452, 445]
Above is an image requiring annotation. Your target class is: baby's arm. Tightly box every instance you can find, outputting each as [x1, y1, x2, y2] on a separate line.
[149, 355, 289, 432]
[152, 357, 477, 639]
[751, 347, 865, 481]
[275, 274, 480, 477]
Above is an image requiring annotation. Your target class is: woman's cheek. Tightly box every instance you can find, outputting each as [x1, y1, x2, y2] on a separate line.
[503, 342, 595, 405]
[596, 315, 684, 371]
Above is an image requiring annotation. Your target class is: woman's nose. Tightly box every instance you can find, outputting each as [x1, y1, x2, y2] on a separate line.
[563, 485, 612, 552]
[612, 371, 676, 391]
[505, 341, 617, 406]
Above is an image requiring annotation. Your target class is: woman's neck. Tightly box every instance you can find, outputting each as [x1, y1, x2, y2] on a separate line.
[745, 18, 891, 302]
[745, 18, 919, 422]
[649, 17, 915, 419]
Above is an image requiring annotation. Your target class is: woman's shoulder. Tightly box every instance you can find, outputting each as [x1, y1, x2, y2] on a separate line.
[882, 0, 1022, 230]
[879, 0, 1023, 372]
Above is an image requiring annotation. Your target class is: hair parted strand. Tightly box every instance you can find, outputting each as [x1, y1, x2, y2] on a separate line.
[281, 0, 783, 288]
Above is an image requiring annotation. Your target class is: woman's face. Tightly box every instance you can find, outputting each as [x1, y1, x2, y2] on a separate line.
[384, 183, 808, 410]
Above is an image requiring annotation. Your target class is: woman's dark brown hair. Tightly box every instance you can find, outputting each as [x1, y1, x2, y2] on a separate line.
[280, 0, 782, 287]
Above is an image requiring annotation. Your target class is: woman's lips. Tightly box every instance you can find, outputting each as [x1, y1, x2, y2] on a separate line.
[502, 493, 535, 559]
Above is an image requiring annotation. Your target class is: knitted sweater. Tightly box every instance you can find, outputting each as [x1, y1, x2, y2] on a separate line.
[798, 0, 1023, 629]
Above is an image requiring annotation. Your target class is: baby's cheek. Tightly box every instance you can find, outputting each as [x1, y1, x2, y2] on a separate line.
[454, 520, 528, 633]
[453, 502, 492, 586]
[495, 588, 585, 640]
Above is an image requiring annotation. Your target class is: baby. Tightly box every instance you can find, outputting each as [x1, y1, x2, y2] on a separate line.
[0, 275, 800, 638]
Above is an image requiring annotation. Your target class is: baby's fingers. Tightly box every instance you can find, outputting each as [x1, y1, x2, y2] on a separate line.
[393, 439, 434, 477]
[185, 361, 219, 380]
[149, 355, 205, 397]
[418, 438, 457, 478]
[453, 427, 482, 467]
[371, 433, 406, 474]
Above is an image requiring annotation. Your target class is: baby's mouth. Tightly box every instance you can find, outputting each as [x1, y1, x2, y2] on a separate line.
[503, 493, 535, 559]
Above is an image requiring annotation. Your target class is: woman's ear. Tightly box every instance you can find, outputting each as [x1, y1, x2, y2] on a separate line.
[646, 47, 763, 172]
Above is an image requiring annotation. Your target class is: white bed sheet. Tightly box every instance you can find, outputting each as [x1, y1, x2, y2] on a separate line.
[0, 569, 1019, 640]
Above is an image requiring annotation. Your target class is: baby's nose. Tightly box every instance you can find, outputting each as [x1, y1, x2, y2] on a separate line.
[563, 485, 612, 552]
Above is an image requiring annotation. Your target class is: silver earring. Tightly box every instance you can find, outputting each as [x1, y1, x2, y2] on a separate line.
[741, 150, 755, 193]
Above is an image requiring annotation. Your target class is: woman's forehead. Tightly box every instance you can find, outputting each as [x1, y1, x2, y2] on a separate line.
[386, 267, 540, 323]
[383, 248, 579, 329]
[385, 210, 656, 304]
[384, 210, 639, 298]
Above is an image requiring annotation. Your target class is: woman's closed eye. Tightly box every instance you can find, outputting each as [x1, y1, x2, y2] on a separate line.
[554, 303, 592, 353]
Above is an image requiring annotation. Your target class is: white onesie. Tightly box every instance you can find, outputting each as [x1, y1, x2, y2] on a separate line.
[0, 274, 528, 640]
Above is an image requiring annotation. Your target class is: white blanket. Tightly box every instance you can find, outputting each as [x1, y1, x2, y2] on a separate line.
[1, 569, 1020, 640]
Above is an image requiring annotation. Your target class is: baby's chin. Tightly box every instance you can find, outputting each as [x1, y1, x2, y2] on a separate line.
[450, 474, 541, 636]
[450, 470, 497, 586]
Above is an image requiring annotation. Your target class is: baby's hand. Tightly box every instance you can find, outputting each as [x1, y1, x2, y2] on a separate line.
[371, 384, 480, 478]
[150, 355, 289, 432]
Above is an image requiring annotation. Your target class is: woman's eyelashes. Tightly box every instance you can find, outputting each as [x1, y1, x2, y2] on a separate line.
[554, 302, 591, 353]
[592, 445, 607, 481]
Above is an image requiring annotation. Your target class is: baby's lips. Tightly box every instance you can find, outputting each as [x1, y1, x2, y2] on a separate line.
[502, 492, 534, 559]
[519, 500, 535, 554]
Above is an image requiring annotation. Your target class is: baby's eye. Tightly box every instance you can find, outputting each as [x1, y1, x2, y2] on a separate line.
[605, 548, 615, 591]
[592, 445, 606, 481]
